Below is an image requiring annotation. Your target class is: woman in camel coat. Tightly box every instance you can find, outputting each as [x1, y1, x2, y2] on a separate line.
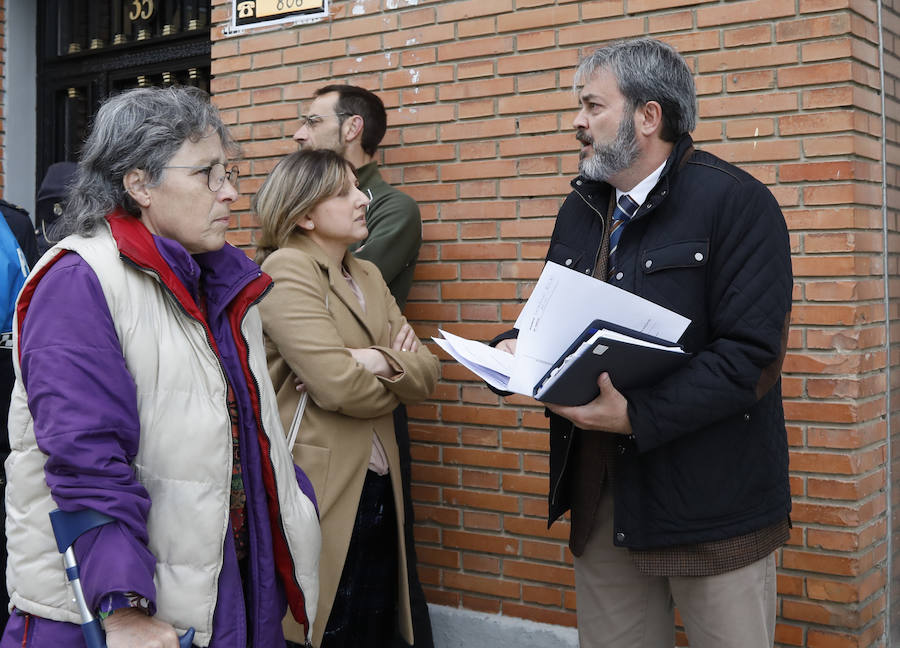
[254, 149, 439, 648]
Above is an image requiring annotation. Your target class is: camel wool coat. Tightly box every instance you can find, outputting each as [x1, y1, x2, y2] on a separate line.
[259, 232, 439, 647]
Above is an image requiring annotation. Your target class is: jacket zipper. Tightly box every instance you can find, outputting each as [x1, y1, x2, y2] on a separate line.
[233, 281, 297, 646]
[573, 186, 607, 275]
[549, 421, 576, 509]
[121, 255, 243, 640]
[234, 282, 314, 642]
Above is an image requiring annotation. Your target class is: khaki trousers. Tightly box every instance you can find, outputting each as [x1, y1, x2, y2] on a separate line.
[573, 490, 777, 648]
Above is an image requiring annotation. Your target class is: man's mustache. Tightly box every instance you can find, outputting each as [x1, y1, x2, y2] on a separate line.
[576, 130, 593, 146]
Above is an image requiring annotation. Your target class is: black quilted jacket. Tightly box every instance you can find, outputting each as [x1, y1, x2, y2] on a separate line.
[542, 135, 793, 549]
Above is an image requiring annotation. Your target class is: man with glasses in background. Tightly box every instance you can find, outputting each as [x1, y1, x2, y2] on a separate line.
[291, 85, 429, 648]
[293, 85, 421, 310]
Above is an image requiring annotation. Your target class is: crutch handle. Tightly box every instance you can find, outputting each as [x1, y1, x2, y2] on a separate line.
[49, 508, 115, 554]
[49, 508, 196, 648]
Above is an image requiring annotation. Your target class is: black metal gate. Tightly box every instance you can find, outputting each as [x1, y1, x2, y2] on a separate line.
[36, 0, 212, 185]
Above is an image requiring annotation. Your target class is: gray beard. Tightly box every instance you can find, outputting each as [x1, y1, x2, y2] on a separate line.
[578, 115, 640, 182]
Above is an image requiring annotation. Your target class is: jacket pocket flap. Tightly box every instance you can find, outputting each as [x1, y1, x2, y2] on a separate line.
[547, 242, 585, 270]
[641, 239, 709, 274]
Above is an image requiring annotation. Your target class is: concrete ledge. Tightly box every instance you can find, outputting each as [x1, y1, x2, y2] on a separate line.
[429, 603, 578, 648]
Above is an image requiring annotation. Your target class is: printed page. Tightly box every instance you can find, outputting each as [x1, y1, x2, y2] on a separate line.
[508, 262, 691, 394]
[432, 329, 531, 396]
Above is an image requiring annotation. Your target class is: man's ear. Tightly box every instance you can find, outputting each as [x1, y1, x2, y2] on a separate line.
[637, 101, 664, 138]
[342, 114, 364, 144]
[123, 169, 152, 208]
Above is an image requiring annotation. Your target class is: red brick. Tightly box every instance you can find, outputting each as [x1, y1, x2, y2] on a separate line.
[441, 243, 518, 260]
[239, 67, 298, 89]
[723, 25, 772, 48]
[442, 160, 517, 181]
[442, 571, 520, 599]
[463, 510, 502, 531]
[502, 473, 547, 495]
[413, 464, 461, 486]
[437, 0, 514, 22]
[778, 61, 853, 87]
[437, 36, 514, 62]
[441, 118, 517, 141]
[698, 0, 796, 27]
[503, 559, 575, 587]
[443, 447, 520, 469]
[463, 554, 501, 574]
[497, 5, 579, 32]
[558, 17, 643, 45]
[661, 31, 721, 53]
[384, 24, 455, 50]
[777, 14, 851, 42]
[497, 50, 579, 76]
[418, 546, 460, 569]
[457, 17, 496, 39]
[523, 584, 562, 606]
[239, 29, 297, 54]
[399, 7, 437, 29]
[444, 529, 519, 555]
[441, 78, 514, 101]
[502, 602, 577, 627]
[504, 516, 570, 541]
[700, 92, 799, 117]
[517, 30, 557, 51]
[461, 469, 500, 490]
[458, 61, 496, 80]
[443, 488, 520, 514]
[415, 505, 460, 527]
[726, 70, 777, 93]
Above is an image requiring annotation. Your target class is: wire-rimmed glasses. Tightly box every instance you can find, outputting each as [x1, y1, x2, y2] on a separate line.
[297, 112, 352, 128]
[163, 163, 239, 192]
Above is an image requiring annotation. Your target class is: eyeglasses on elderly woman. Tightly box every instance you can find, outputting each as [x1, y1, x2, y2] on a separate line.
[163, 162, 239, 192]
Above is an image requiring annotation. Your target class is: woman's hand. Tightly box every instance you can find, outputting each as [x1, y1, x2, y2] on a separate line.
[349, 348, 397, 378]
[391, 322, 419, 353]
[104, 608, 179, 648]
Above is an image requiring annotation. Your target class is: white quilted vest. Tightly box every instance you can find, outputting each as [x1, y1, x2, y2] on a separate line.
[4, 226, 320, 646]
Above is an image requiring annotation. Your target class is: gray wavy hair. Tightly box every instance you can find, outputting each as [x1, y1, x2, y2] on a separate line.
[575, 38, 697, 142]
[58, 85, 237, 238]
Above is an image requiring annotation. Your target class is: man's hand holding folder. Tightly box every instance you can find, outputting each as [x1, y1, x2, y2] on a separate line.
[532, 319, 691, 406]
[544, 372, 632, 435]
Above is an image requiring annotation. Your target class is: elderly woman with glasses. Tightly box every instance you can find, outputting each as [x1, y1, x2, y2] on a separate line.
[253, 149, 438, 648]
[1, 86, 320, 648]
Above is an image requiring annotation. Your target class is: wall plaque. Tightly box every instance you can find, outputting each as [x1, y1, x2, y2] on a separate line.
[230, 0, 328, 32]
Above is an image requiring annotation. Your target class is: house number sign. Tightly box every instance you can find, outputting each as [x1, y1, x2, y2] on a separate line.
[232, 0, 327, 29]
[128, 0, 156, 21]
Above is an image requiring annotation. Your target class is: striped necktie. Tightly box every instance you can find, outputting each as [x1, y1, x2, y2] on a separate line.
[608, 193, 639, 277]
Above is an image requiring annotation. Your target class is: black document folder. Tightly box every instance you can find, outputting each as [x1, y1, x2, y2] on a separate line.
[533, 319, 691, 406]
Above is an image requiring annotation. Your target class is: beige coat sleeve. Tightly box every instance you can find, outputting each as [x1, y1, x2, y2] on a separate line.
[259, 249, 436, 417]
[366, 269, 440, 404]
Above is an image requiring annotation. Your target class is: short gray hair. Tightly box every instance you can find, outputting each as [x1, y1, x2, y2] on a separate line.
[575, 38, 697, 142]
[59, 86, 237, 238]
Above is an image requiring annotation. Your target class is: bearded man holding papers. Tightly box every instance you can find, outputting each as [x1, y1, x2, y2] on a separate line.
[489, 38, 792, 648]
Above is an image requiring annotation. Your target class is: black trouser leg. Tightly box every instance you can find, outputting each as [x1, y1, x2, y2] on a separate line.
[321, 470, 398, 648]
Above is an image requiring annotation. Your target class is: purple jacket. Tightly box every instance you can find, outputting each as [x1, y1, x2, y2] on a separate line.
[2, 214, 317, 647]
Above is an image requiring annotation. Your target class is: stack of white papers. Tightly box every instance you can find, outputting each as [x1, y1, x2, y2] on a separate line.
[433, 262, 691, 400]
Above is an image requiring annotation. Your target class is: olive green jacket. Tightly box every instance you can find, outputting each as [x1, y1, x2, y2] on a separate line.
[350, 162, 421, 310]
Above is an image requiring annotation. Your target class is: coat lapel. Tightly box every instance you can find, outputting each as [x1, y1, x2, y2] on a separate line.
[287, 233, 384, 345]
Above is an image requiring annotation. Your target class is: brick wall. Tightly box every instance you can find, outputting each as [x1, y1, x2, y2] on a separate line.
[210, 0, 897, 645]
[887, 0, 900, 642]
